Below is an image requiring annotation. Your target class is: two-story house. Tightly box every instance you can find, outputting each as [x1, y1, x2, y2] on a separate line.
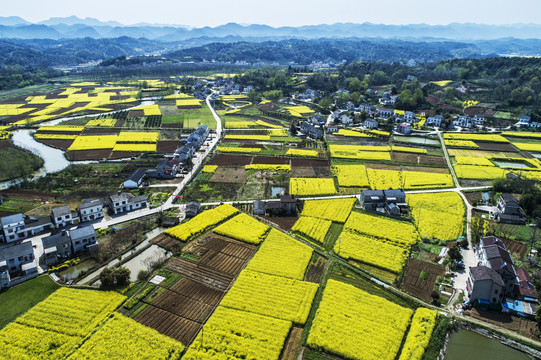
[108, 192, 147, 215]
[69, 226, 98, 255]
[51, 205, 79, 228]
[0, 214, 53, 243]
[77, 198, 105, 223]
[476, 236, 517, 297]
[467, 265, 505, 304]
[376, 107, 394, 118]
[426, 115, 444, 127]
[41, 230, 72, 267]
[1, 213, 26, 243]
[0, 241, 37, 279]
[453, 115, 472, 128]
[494, 193, 527, 225]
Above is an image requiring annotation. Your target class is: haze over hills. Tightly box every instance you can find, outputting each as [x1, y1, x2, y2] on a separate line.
[2, 16, 541, 41]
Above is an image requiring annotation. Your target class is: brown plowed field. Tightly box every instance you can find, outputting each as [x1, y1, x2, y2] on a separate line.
[37, 139, 74, 151]
[81, 128, 121, 135]
[476, 142, 517, 152]
[196, 234, 256, 260]
[260, 216, 298, 231]
[157, 140, 178, 152]
[391, 152, 447, 166]
[209, 154, 252, 166]
[134, 305, 201, 345]
[502, 238, 528, 259]
[251, 156, 290, 164]
[401, 258, 445, 301]
[148, 289, 214, 322]
[66, 149, 112, 160]
[209, 168, 247, 183]
[165, 258, 234, 291]
[109, 151, 139, 159]
[291, 159, 330, 167]
[151, 234, 185, 252]
[169, 278, 224, 306]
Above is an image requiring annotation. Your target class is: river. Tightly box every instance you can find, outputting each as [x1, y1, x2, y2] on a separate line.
[445, 330, 531, 360]
[1, 100, 156, 190]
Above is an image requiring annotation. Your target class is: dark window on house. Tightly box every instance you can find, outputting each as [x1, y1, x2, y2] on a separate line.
[492, 298, 496, 302]
[495, 289, 498, 294]
[18, 256, 23, 261]
[10, 266, 15, 271]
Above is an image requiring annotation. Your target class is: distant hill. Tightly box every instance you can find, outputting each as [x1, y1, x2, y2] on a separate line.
[164, 38, 488, 65]
[3, 18, 541, 44]
[0, 16, 29, 26]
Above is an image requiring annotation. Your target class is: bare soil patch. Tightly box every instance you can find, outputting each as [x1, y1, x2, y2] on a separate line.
[209, 154, 252, 166]
[36, 139, 74, 151]
[251, 156, 290, 164]
[66, 149, 112, 161]
[401, 259, 445, 301]
[157, 140, 178, 152]
[475, 142, 518, 152]
[291, 159, 330, 167]
[291, 167, 316, 177]
[209, 168, 247, 183]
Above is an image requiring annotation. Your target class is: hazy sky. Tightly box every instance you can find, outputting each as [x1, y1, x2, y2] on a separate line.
[4, 0, 541, 27]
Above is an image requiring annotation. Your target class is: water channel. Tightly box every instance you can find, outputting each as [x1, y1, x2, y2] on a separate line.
[1, 101, 155, 190]
[444, 330, 531, 360]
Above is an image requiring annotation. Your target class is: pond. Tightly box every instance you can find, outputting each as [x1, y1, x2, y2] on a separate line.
[271, 186, 285, 197]
[393, 136, 441, 146]
[57, 259, 97, 281]
[445, 330, 530, 360]
[493, 161, 531, 169]
[482, 192, 490, 205]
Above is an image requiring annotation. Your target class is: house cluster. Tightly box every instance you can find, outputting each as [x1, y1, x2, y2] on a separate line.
[145, 125, 209, 180]
[296, 89, 321, 101]
[299, 116, 325, 140]
[452, 114, 485, 128]
[253, 195, 297, 216]
[517, 115, 541, 128]
[192, 81, 212, 100]
[331, 111, 353, 126]
[493, 193, 527, 225]
[360, 189, 408, 216]
[42, 226, 97, 267]
[379, 91, 398, 106]
[468, 236, 538, 317]
[215, 79, 252, 96]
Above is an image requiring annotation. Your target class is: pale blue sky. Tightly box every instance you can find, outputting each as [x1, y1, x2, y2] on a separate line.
[4, 0, 540, 27]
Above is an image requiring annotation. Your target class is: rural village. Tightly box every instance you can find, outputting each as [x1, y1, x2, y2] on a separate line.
[1, 64, 541, 360]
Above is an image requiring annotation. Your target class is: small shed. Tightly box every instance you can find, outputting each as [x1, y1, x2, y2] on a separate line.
[185, 202, 201, 218]
[253, 200, 266, 216]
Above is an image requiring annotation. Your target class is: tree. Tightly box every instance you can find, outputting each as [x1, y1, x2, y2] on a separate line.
[114, 267, 131, 286]
[318, 98, 333, 113]
[448, 245, 463, 262]
[99, 267, 115, 287]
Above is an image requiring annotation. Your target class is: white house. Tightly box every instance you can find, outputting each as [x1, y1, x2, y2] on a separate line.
[473, 114, 485, 126]
[123, 169, 146, 189]
[0, 214, 26, 243]
[426, 115, 444, 127]
[108, 192, 147, 215]
[77, 198, 105, 223]
[51, 205, 79, 228]
[0, 214, 53, 243]
[0, 242, 38, 279]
